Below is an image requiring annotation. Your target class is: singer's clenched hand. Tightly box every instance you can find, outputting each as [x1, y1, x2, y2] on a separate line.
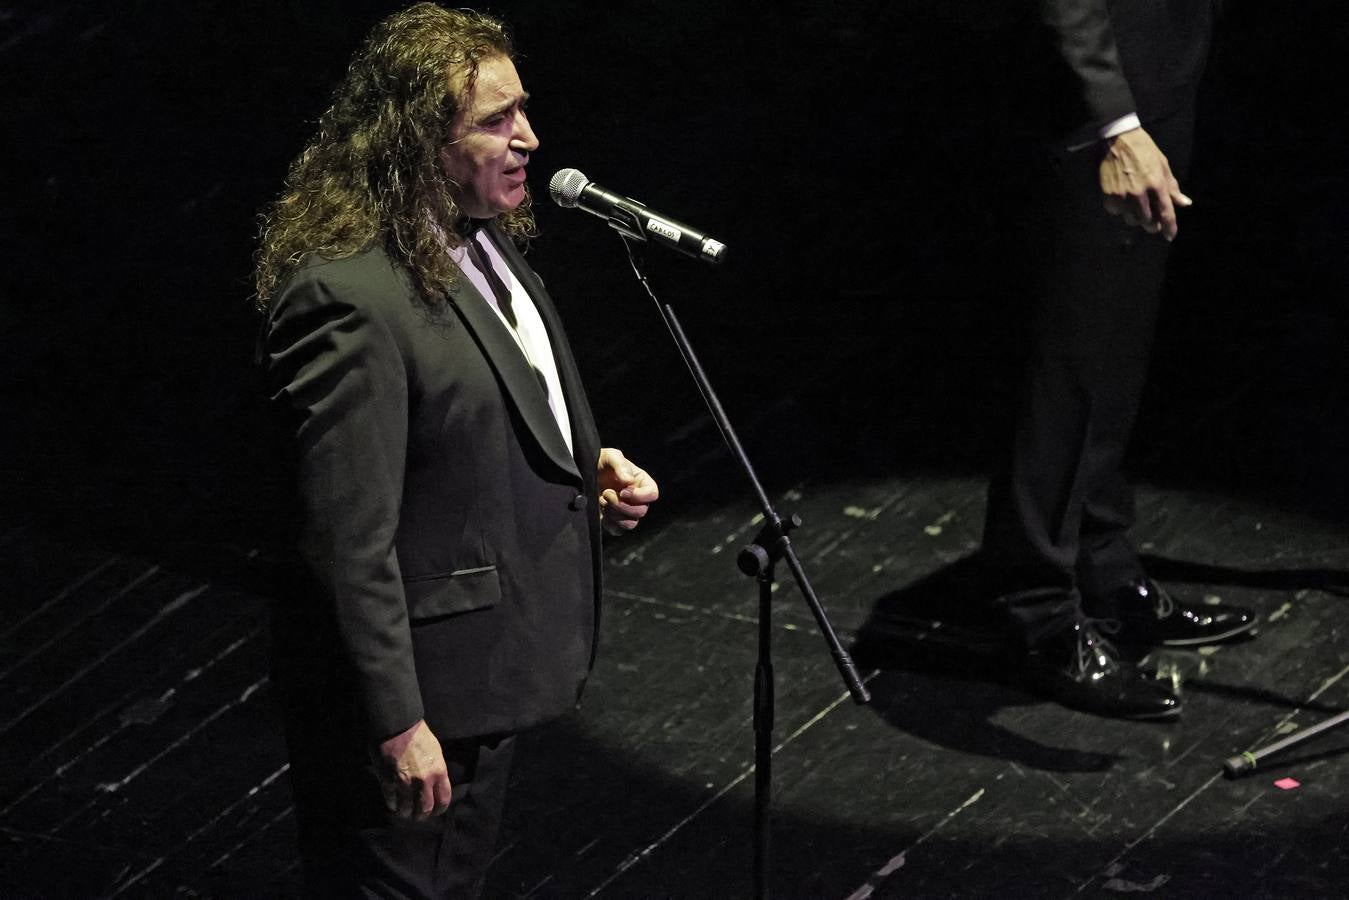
[376, 719, 452, 821]
[597, 447, 659, 535]
[1099, 127, 1192, 241]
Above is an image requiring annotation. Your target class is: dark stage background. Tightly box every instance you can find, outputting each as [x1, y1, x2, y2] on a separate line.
[5, 0, 1346, 546]
[3, 2, 1349, 897]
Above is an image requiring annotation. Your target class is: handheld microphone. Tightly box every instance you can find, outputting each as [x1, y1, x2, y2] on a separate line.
[548, 168, 727, 264]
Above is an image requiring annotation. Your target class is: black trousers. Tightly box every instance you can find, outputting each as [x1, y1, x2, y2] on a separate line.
[284, 710, 514, 900]
[981, 108, 1195, 646]
[272, 612, 515, 900]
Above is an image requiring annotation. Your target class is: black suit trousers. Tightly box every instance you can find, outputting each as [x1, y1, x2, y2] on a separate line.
[982, 107, 1195, 645]
[286, 725, 514, 900]
[273, 612, 515, 899]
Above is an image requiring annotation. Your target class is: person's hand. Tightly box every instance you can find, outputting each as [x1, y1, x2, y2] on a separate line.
[376, 719, 452, 820]
[596, 447, 659, 535]
[1098, 127, 1192, 241]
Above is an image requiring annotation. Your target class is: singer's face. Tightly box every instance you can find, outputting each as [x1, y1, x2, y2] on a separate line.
[439, 55, 538, 219]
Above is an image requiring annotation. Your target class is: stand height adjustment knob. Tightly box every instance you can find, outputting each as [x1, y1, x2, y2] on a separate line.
[736, 513, 803, 576]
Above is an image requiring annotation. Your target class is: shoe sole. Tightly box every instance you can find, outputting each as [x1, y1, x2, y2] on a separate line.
[1158, 621, 1258, 647]
[1122, 705, 1183, 721]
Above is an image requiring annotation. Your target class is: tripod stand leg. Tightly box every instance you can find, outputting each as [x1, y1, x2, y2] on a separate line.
[1223, 708, 1349, 777]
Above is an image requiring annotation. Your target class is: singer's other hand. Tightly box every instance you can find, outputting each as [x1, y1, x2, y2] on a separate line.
[597, 447, 659, 535]
[1099, 127, 1191, 241]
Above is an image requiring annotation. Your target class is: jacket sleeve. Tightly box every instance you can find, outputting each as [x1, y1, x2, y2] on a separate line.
[264, 266, 423, 741]
[1036, 0, 1136, 134]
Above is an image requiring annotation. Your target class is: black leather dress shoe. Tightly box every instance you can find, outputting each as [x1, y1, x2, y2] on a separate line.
[1022, 620, 1181, 720]
[1106, 579, 1257, 647]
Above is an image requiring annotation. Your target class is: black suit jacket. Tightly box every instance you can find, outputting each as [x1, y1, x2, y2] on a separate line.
[1033, 0, 1215, 143]
[263, 223, 603, 742]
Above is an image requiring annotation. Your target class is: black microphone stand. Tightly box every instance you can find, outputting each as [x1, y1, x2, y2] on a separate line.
[618, 236, 871, 900]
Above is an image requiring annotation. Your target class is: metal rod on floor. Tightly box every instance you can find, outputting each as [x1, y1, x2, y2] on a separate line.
[1223, 708, 1349, 777]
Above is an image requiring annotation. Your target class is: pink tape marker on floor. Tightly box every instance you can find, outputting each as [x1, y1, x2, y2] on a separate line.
[1274, 777, 1301, 790]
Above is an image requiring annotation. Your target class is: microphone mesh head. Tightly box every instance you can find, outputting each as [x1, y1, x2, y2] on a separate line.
[548, 168, 589, 208]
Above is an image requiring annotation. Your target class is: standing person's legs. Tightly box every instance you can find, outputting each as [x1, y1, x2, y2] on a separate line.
[351, 735, 515, 899]
[273, 612, 515, 899]
[286, 722, 514, 900]
[1075, 109, 1192, 607]
[982, 138, 1134, 644]
[1070, 109, 1255, 646]
[1072, 217, 1172, 605]
[437, 735, 514, 899]
[978, 137, 1180, 719]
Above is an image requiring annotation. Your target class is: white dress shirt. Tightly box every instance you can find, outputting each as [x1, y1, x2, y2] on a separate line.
[452, 233, 574, 455]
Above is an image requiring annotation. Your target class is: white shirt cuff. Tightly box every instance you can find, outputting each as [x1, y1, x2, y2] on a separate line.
[1100, 112, 1142, 140]
[1066, 112, 1142, 151]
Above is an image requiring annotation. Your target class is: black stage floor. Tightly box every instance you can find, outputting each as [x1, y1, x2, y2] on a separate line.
[3, 480, 1349, 897]
[4, 2, 1349, 897]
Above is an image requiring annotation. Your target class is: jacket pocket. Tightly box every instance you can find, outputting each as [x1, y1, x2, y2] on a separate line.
[402, 565, 500, 620]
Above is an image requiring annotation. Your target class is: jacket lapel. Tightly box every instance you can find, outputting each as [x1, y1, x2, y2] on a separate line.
[444, 237, 582, 482]
[483, 222, 600, 480]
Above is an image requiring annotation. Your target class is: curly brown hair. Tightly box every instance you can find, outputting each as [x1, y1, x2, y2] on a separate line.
[253, 3, 535, 310]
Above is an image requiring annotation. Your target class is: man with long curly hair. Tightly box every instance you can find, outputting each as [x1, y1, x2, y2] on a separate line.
[255, 4, 658, 895]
